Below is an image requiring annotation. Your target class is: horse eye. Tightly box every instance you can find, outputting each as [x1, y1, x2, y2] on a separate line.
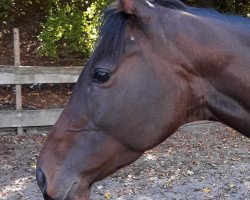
[92, 69, 111, 83]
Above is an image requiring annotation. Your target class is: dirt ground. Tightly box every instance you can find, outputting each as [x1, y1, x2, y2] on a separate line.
[0, 122, 249, 200]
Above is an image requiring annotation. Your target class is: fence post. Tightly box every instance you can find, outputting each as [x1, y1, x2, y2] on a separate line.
[14, 28, 23, 134]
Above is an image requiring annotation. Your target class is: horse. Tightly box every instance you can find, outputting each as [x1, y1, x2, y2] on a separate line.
[36, 0, 250, 199]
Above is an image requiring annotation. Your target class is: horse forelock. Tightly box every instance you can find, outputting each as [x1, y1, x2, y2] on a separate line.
[88, 0, 187, 67]
[88, 9, 128, 66]
[89, 11, 146, 67]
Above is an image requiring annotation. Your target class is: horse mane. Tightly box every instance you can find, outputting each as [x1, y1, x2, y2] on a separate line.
[88, 0, 249, 66]
[89, 0, 187, 65]
[155, 0, 249, 26]
[88, 9, 128, 65]
[154, 0, 187, 10]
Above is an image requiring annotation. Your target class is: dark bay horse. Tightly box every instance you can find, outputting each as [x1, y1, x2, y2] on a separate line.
[37, 0, 250, 199]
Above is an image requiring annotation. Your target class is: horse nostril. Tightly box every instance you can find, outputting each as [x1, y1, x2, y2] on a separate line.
[44, 193, 56, 200]
[36, 168, 56, 200]
[36, 168, 47, 193]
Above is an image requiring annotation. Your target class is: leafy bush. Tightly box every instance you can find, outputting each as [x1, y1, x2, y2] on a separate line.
[38, 0, 249, 58]
[0, 0, 52, 23]
[216, 0, 250, 16]
[38, 0, 109, 58]
[1, 0, 249, 59]
[0, 0, 13, 24]
[186, 0, 250, 16]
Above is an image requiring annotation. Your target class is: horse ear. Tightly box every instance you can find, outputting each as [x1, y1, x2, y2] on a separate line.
[116, 0, 137, 14]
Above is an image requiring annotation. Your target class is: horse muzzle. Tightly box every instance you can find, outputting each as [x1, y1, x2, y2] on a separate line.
[36, 167, 90, 200]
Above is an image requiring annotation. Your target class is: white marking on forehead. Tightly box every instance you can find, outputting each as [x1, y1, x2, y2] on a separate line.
[130, 36, 135, 41]
[145, 0, 155, 8]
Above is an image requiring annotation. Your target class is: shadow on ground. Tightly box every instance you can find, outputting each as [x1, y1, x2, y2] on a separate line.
[0, 123, 249, 200]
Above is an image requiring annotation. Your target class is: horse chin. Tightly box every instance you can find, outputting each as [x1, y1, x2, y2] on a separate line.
[64, 182, 91, 200]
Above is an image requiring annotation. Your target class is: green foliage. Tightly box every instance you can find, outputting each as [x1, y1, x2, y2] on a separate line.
[0, 0, 14, 23]
[186, 0, 250, 16]
[216, 0, 250, 16]
[37, 0, 250, 58]
[0, 0, 51, 23]
[1, 0, 249, 59]
[38, 0, 109, 58]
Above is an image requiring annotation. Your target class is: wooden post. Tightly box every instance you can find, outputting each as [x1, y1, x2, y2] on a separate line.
[14, 28, 23, 134]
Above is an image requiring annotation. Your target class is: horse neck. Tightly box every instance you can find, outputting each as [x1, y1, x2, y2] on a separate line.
[170, 11, 250, 137]
[185, 35, 250, 138]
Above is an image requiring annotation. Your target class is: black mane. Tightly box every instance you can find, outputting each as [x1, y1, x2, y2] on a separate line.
[89, 0, 187, 65]
[89, 9, 128, 65]
[89, 0, 249, 66]
[154, 0, 187, 10]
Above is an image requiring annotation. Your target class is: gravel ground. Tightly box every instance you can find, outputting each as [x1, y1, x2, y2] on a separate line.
[0, 122, 249, 200]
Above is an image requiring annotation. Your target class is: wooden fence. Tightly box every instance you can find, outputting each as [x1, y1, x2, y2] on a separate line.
[0, 29, 213, 134]
[0, 29, 82, 134]
[0, 65, 83, 129]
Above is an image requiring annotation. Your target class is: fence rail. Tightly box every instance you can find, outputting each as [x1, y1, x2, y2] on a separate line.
[0, 109, 62, 128]
[0, 66, 82, 131]
[0, 66, 83, 85]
